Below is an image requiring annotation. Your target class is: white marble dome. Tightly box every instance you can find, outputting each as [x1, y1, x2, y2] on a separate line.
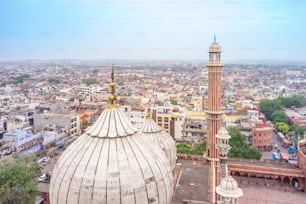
[216, 176, 243, 198]
[50, 107, 173, 204]
[139, 118, 177, 171]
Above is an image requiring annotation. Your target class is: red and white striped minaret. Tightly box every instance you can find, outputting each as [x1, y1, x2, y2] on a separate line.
[205, 35, 224, 203]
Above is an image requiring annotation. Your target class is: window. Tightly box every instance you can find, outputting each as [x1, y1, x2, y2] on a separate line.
[164, 124, 169, 129]
[157, 117, 162, 122]
[164, 118, 169, 122]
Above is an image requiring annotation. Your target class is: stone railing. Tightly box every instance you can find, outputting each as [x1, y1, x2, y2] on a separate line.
[176, 155, 298, 168]
[177, 153, 206, 161]
[228, 157, 298, 168]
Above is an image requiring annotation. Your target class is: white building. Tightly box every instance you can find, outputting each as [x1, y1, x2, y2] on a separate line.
[34, 112, 80, 137]
[119, 105, 146, 128]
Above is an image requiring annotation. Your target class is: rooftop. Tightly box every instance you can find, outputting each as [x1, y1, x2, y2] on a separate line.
[173, 159, 209, 204]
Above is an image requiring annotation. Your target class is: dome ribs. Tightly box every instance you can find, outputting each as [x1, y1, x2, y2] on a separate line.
[65, 137, 98, 203]
[125, 137, 149, 203]
[130, 136, 160, 203]
[90, 137, 106, 202]
[77, 138, 100, 203]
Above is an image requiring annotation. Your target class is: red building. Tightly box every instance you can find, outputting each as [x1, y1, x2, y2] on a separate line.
[284, 107, 306, 128]
[251, 123, 273, 151]
[297, 141, 306, 191]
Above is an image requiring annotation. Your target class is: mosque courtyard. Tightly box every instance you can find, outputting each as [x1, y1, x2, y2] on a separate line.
[172, 159, 306, 204]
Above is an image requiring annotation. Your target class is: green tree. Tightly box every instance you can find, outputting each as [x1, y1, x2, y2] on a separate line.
[292, 125, 306, 139]
[275, 122, 289, 133]
[14, 74, 30, 84]
[271, 111, 289, 123]
[170, 99, 178, 105]
[292, 95, 306, 106]
[82, 121, 90, 129]
[259, 96, 304, 122]
[259, 99, 281, 121]
[82, 78, 98, 86]
[0, 154, 41, 204]
[278, 96, 302, 108]
[228, 127, 262, 160]
[48, 78, 60, 84]
[177, 143, 192, 154]
[176, 141, 206, 155]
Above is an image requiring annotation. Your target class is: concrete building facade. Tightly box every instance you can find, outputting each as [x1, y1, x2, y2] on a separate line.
[34, 112, 80, 137]
[251, 123, 273, 151]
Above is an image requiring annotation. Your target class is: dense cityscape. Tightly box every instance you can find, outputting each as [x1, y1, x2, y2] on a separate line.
[0, 57, 306, 203]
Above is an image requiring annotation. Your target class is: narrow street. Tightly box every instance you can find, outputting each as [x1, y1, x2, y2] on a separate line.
[262, 131, 288, 160]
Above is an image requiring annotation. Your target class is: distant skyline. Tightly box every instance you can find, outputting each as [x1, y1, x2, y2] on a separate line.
[1, 0, 306, 62]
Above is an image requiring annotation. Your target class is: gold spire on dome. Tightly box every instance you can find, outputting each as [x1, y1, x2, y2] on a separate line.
[146, 107, 151, 119]
[108, 65, 117, 108]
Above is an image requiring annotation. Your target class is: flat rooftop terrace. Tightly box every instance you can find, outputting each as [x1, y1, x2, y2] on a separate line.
[173, 159, 209, 204]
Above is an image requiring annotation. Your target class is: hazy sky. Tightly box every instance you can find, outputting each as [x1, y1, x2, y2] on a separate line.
[1, 0, 306, 61]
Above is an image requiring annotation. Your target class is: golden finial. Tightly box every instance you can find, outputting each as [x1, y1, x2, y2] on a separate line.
[146, 107, 151, 119]
[108, 64, 116, 108]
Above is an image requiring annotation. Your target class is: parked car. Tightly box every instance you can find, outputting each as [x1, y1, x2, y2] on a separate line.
[37, 156, 50, 165]
[38, 173, 50, 183]
[35, 195, 45, 204]
[288, 146, 297, 154]
[0, 149, 12, 156]
[41, 157, 50, 166]
[272, 152, 280, 161]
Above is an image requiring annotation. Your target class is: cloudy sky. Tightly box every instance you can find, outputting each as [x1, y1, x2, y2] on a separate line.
[1, 0, 306, 61]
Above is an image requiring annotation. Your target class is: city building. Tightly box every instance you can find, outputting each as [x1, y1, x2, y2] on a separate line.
[169, 113, 184, 140]
[34, 112, 80, 138]
[42, 124, 67, 148]
[284, 106, 306, 127]
[251, 123, 273, 151]
[151, 106, 174, 133]
[297, 139, 306, 190]
[182, 111, 206, 140]
[119, 105, 146, 128]
[151, 106, 185, 140]
[75, 104, 102, 130]
[2, 128, 42, 154]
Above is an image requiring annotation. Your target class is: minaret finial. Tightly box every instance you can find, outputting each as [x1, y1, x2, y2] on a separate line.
[108, 64, 116, 106]
[214, 33, 216, 43]
[111, 64, 114, 83]
[146, 106, 151, 119]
